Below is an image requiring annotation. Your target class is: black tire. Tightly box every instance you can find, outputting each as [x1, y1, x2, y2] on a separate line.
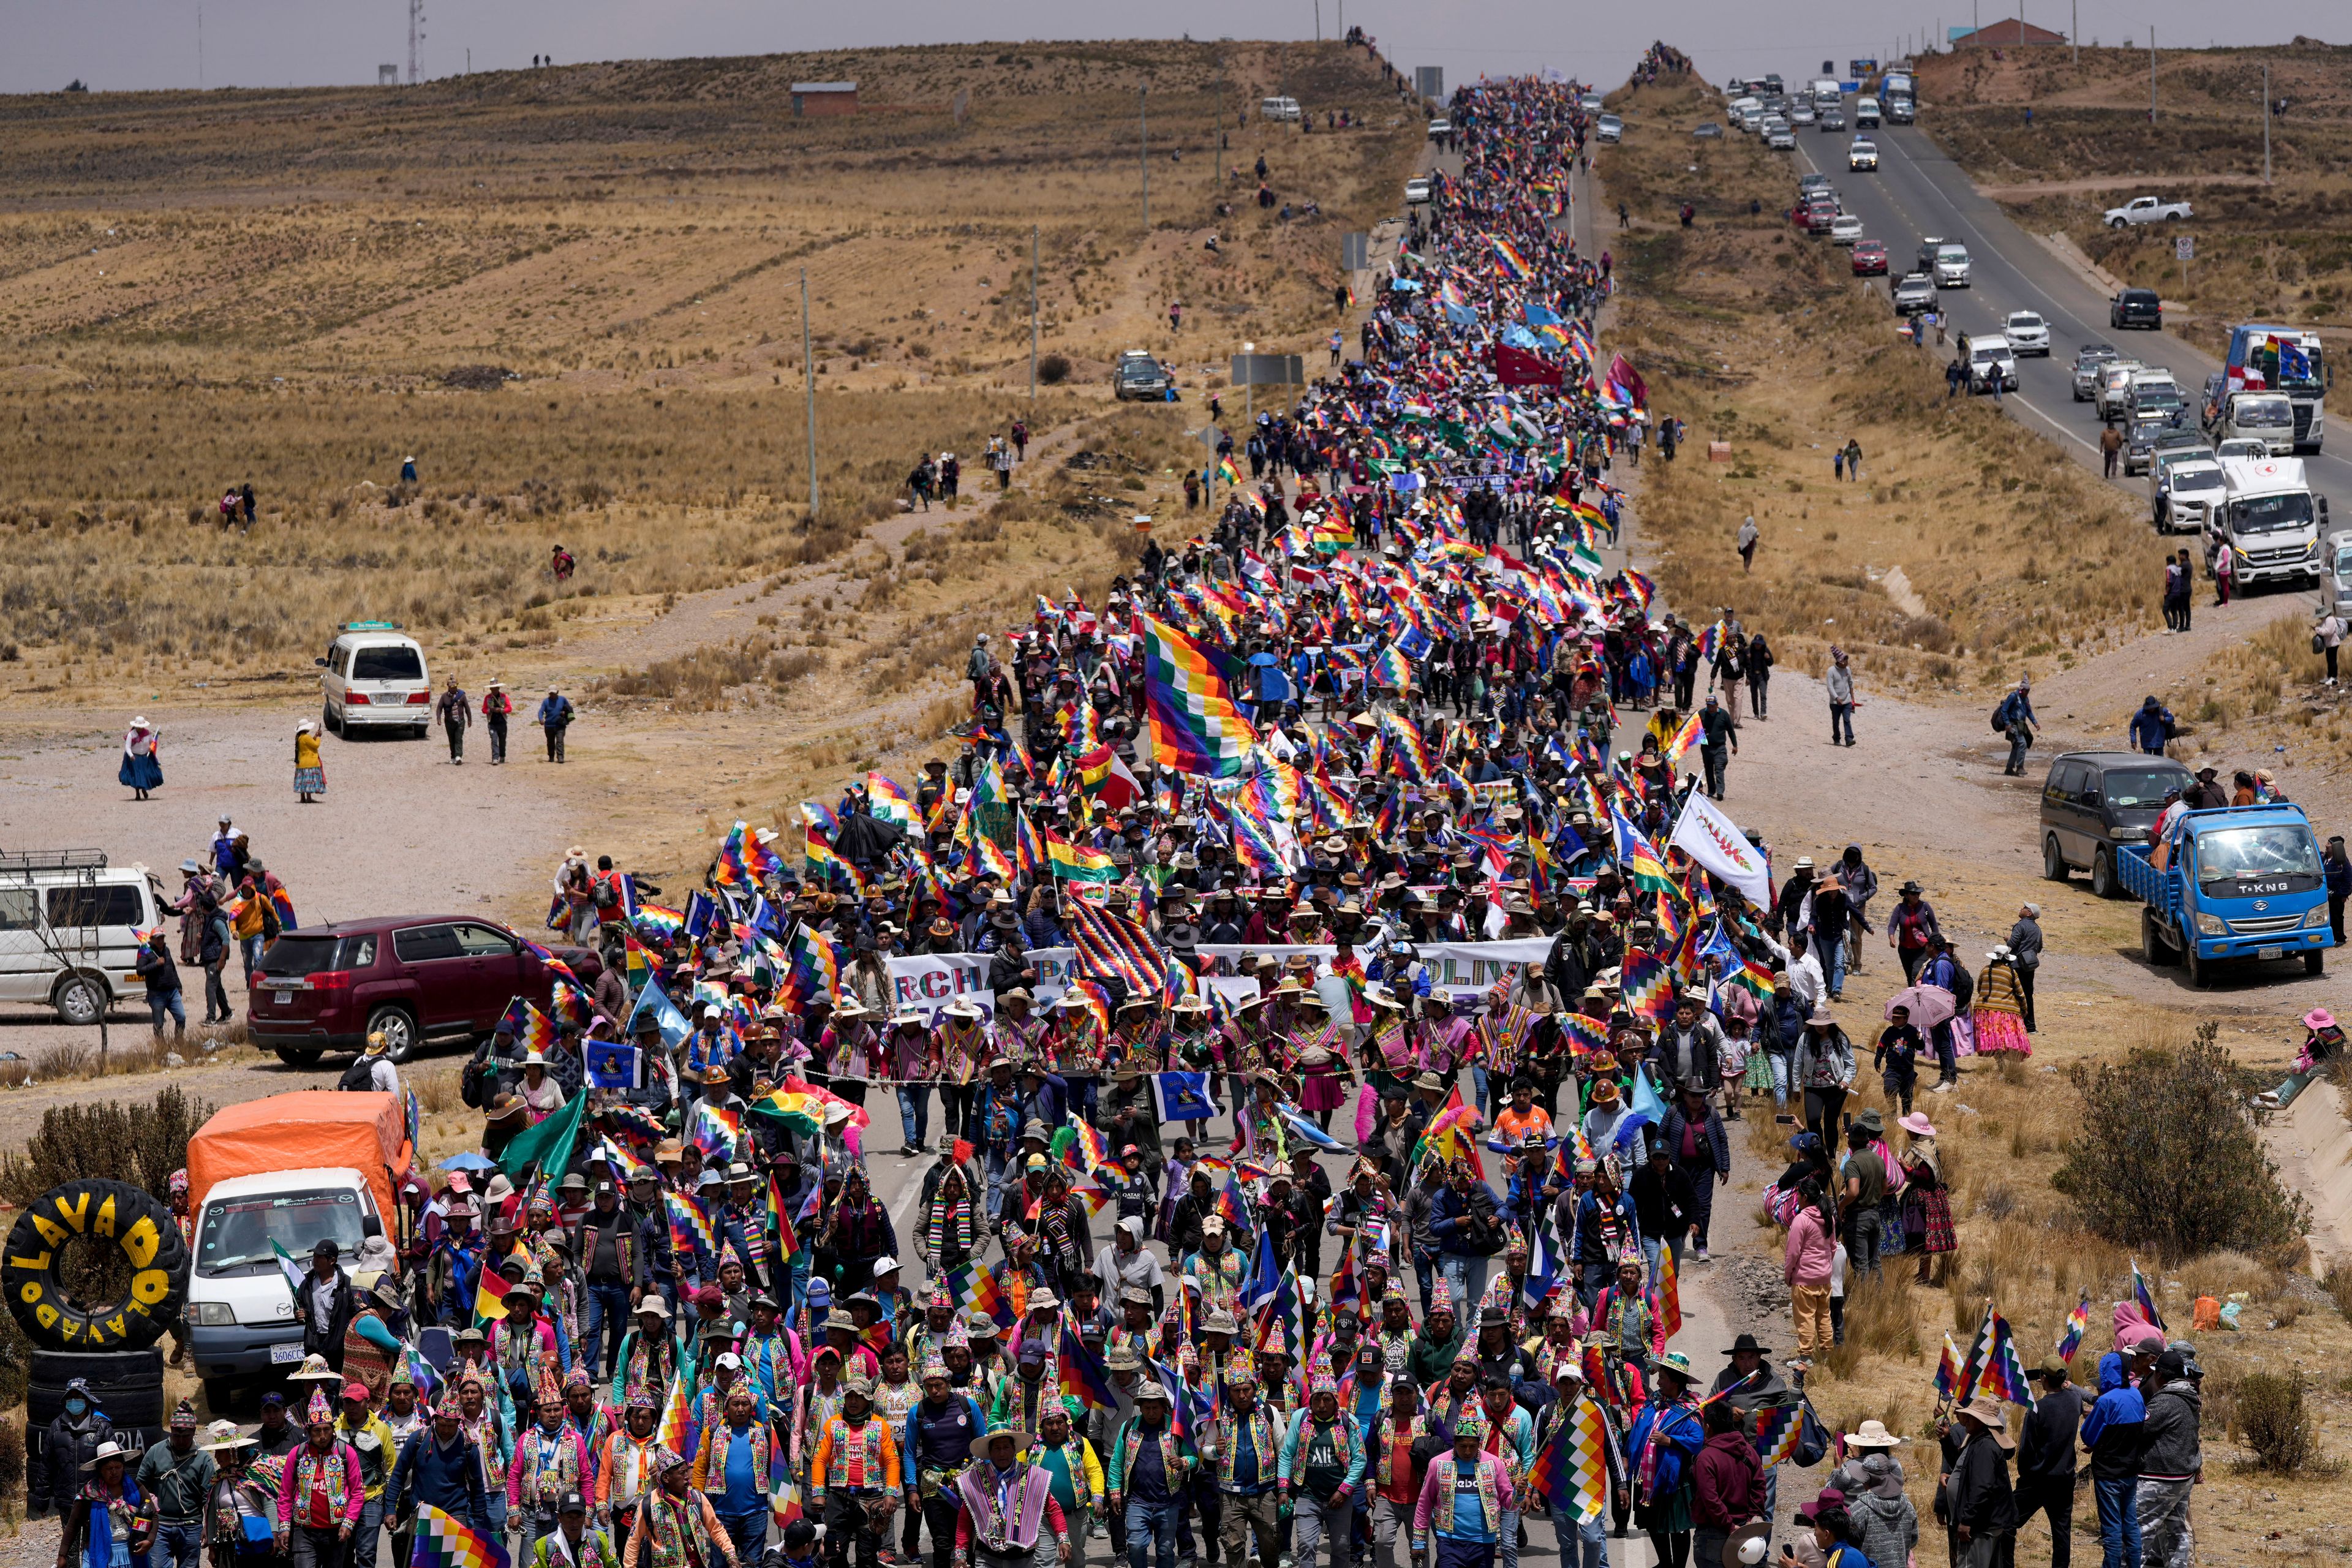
[2090, 850, 2120, 900]
[29, 1373, 165, 1431]
[2142, 910, 2171, 967]
[324, 703, 339, 736]
[368, 1004, 421, 1065]
[275, 1046, 323, 1069]
[2185, 943, 2209, 989]
[51, 973, 108, 1027]
[1, 1181, 189, 1352]
[2307, 948, 2326, 976]
[2043, 836, 2070, 881]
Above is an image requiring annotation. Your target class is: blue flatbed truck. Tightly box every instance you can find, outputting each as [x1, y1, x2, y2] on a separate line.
[2118, 804, 2331, 987]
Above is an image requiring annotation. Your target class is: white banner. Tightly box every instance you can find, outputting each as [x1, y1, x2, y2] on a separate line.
[1668, 791, 1773, 906]
[884, 946, 1077, 1027]
[1194, 938, 1552, 998]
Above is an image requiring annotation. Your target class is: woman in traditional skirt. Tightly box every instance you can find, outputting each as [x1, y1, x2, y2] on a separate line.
[1291, 992, 1354, 1131]
[120, 716, 164, 801]
[1970, 947, 2033, 1059]
[292, 720, 326, 804]
[1897, 1112, 1955, 1286]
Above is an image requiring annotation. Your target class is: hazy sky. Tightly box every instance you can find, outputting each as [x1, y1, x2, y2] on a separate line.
[10, 1, 2342, 98]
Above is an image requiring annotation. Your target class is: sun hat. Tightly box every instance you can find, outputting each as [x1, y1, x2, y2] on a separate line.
[1898, 1112, 1937, 1137]
[1958, 1398, 2014, 1446]
[1846, 1419, 1905, 1449]
[2305, 1008, 2336, 1031]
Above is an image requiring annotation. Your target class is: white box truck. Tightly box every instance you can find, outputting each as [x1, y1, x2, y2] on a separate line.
[2207, 457, 2327, 590]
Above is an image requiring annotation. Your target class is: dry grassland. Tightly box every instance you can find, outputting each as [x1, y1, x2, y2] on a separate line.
[0, 40, 1419, 688]
[1915, 41, 2352, 357]
[1595, 79, 2163, 696]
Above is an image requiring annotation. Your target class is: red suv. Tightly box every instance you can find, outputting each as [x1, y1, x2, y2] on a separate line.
[1851, 239, 1888, 276]
[249, 916, 597, 1066]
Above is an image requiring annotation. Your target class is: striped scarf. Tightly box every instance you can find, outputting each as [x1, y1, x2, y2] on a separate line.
[929, 1185, 976, 1260]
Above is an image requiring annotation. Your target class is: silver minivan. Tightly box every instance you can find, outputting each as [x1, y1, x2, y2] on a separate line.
[318, 623, 432, 738]
[0, 851, 162, 1022]
[2330, 530, 2352, 617]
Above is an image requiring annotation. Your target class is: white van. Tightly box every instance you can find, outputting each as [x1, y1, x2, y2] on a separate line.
[1855, 96, 1882, 127]
[187, 1169, 386, 1403]
[1260, 97, 1302, 122]
[0, 851, 164, 1023]
[2219, 391, 2297, 457]
[318, 622, 431, 738]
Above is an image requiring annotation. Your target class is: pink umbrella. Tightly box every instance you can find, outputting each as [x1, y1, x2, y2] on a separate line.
[1885, 984, 1956, 1028]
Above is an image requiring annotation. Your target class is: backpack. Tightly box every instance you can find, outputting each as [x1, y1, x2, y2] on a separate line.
[594, 877, 620, 911]
[337, 1057, 377, 1091]
[1989, 701, 2007, 733]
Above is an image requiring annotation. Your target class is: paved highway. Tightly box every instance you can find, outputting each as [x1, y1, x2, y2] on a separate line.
[1780, 112, 2346, 532]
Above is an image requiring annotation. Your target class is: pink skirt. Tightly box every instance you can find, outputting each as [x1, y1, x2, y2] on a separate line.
[1972, 1009, 2032, 1058]
[1299, 1065, 1348, 1111]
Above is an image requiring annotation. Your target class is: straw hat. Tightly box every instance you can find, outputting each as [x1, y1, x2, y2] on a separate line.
[1846, 1419, 1906, 1449]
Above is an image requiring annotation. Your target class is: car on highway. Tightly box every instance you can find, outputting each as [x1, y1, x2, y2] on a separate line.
[1855, 95, 1882, 127]
[2103, 196, 2193, 228]
[1829, 214, 1864, 245]
[2124, 387, 2195, 475]
[1113, 350, 1172, 401]
[1851, 239, 1888, 276]
[248, 914, 602, 1066]
[1693, 122, 1724, 140]
[2095, 362, 2147, 423]
[2152, 451, 2225, 535]
[1817, 106, 1845, 132]
[1767, 123, 1796, 151]
[1796, 172, 1833, 198]
[1963, 333, 2018, 394]
[1595, 113, 1624, 143]
[1791, 102, 1816, 125]
[1580, 91, 1605, 114]
[1403, 176, 1433, 205]
[1886, 95, 1916, 124]
[1931, 242, 1971, 288]
[2070, 344, 2120, 400]
[2330, 530, 2352, 617]
[1428, 119, 1452, 140]
[1803, 201, 1840, 236]
[1891, 273, 1935, 314]
[2002, 311, 2050, 356]
[1848, 138, 1879, 171]
[2111, 287, 2163, 330]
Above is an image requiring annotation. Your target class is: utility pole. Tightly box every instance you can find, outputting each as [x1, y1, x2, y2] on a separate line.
[2071, 0, 2078, 64]
[1030, 224, 1039, 404]
[802, 268, 818, 521]
[2149, 27, 2156, 122]
[1140, 89, 1150, 232]
[1314, 0, 1321, 42]
[408, 0, 426, 85]
[197, 6, 203, 88]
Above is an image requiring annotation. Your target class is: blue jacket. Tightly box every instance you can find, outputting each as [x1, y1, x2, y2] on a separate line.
[1623, 1399, 1703, 1497]
[1994, 690, 2037, 729]
[2127, 703, 2172, 753]
[2079, 1354, 2148, 1483]
[388, 1430, 491, 1528]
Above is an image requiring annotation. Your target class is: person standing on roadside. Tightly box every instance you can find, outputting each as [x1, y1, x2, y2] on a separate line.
[2315, 607, 2344, 685]
[482, 679, 513, 766]
[2212, 543, 2234, 606]
[1826, 647, 1856, 747]
[2015, 1366, 2082, 1568]
[2100, 423, 2122, 479]
[2007, 904, 2043, 1033]
[1838, 845, 1877, 972]
[1736, 516, 1759, 574]
[1697, 694, 1737, 800]
[2324, 836, 2351, 946]
[1843, 439, 1864, 483]
[437, 676, 472, 765]
[537, 687, 575, 764]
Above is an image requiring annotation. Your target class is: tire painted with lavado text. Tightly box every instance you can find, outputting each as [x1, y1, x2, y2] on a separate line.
[1, 1179, 189, 1353]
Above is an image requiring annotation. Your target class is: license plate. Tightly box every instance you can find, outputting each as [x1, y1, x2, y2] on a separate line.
[273, 992, 292, 1005]
[2258, 946, 2284, 961]
[270, 1342, 304, 1365]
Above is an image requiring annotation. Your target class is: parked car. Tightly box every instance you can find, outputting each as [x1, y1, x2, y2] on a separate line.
[1796, 172, 1833, 197]
[1803, 202, 1839, 235]
[2070, 344, 2120, 401]
[0, 850, 162, 1025]
[1848, 138, 1879, 171]
[1403, 177, 1433, 205]
[2002, 311, 2050, 356]
[2215, 437, 2269, 462]
[1261, 96, 1303, 122]
[2040, 752, 2196, 897]
[2111, 288, 2163, 330]
[2150, 451, 2225, 535]
[319, 623, 431, 738]
[1891, 273, 1936, 314]
[2094, 361, 2148, 423]
[1693, 122, 1724, 140]
[1112, 350, 1172, 401]
[1963, 334, 2018, 393]
[1594, 113, 1623, 143]
[1427, 119, 1452, 140]
[1851, 239, 1888, 276]
[2330, 529, 2352, 618]
[247, 914, 603, 1066]
[2103, 196, 2193, 228]
[1829, 214, 1864, 246]
[1767, 124, 1796, 150]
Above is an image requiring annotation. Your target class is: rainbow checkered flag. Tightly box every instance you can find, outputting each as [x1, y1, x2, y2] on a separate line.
[2057, 1294, 2092, 1365]
[410, 1504, 509, 1568]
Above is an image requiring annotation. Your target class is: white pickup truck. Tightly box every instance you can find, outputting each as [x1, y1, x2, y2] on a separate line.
[2104, 196, 2193, 228]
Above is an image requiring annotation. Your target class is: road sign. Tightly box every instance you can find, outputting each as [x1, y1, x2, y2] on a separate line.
[2175, 235, 2195, 260]
[1850, 58, 1879, 75]
[1230, 353, 1304, 387]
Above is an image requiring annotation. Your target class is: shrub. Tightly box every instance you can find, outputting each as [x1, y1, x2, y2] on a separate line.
[2325, 1262, 2352, 1322]
[2236, 1373, 2324, 1473]
[0, 1085, 214, 1208]
[2051, 1023, 2308, 1263]
[0, 1411, 21, 1515]
[1037, 353, 1072, 386]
